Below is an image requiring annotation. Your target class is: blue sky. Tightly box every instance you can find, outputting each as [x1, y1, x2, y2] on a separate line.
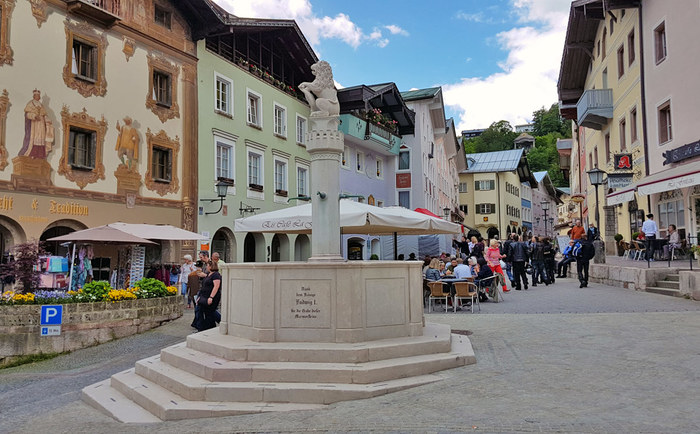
[214, 0, 571, 131]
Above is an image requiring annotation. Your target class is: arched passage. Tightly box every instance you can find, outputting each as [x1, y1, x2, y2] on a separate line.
[294, 234, 310, 261]
[0, 216, 27, 257]
[271, 234, 290, 262]
[347, 237, 365, 260]
[212, 227, 236, 263]
[487, 227, 499, 240]
[370, 238, 381, 259]
[40, 219, 87, 256]
[243, 232, 265, 262]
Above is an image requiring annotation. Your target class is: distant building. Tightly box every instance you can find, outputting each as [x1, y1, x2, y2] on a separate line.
[515, 123, 535, 133]
[514, 133, 535, 153]
[461, 128, 486, 140]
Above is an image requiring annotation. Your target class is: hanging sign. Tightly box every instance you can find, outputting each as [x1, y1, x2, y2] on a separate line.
[662, 139, 700, 165]
[607, 173, 633, 189]
[614, 154, 633, 170]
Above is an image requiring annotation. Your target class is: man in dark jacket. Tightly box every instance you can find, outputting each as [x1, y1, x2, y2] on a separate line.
[510, 235, 529, 290]
[529, 236, 547, 287]
[501, 234, 516, 287]
[575, 234, 596, 288]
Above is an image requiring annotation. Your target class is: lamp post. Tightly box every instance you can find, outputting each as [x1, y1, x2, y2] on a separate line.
[541, 200, 550, 237]
[587, 167, 607, 263]
[200, 180, 232, 215]
[443, 207, 451, 221]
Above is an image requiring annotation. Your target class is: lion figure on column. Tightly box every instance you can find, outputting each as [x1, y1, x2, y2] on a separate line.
[298, 60, 339, 117]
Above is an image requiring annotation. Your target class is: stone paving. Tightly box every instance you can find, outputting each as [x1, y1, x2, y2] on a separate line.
[2, 274, 700, 433]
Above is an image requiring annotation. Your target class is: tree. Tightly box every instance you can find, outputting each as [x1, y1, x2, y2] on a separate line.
[527, 133, 568, 188]
[0, 240, 47, 292]
[463, 120, 518, 154]
[532, 103, 572, 138]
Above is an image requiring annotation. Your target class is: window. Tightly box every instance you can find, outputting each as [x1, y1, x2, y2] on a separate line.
[610, 18, 614, 35]
[273, 103, 286, 137]
[474, 180, 495, 191]
[215, 73, 232, 115]
[151, 146, 172, 182]
[72, 39, 97, 81]
[458, 182, 468, 193]
[248, 151, 262, 188]
[476, 203, 496, 214]
[68, 127, 96, 169]
[145, 129, 179, 196]
[630, 108, 638, 143]
[356, 151, 364, 172]
[297, 166, 308, 197]
[398, 149, 410, 170]
[398, 191, 410, 208]
[152, 70, 172, 107]
[617, 45, 625, 78]
[296, 115, 307, 145]
[64, 21, 107, 97]
[274, 159, 287, 194]
[376, 158, 383, 178]
[602, 28, 607, 59]
[341, 146, 348, 168]
[619, 119, 626, 151]
[154, 5, 171, 29]
[459, 204, 468, 215]
[658, 100, 672, 144]
[604, 133, 610, 162]
[146, 54, 179, 122]
[654, 22, 666, 64]
[215, 139, 233, 180]
[247, 91, 261, 127]
[658, 199, 684, 233]
[594, 147, 598, 167]
[628, 30, 635, 65]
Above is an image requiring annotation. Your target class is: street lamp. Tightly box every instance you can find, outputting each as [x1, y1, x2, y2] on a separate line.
[587, 167, 607, 263]
[200, 180, 232, 215]
[443, 207, 451, 221]
[541, 200, 550, 236]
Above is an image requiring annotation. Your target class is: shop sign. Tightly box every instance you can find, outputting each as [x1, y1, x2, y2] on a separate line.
[510, 220, 519, 226]
[40, 305, 62, 337]
[662, 139, 700, 165]
[396, 173, 411, 189]
[614, 154, 633, 170]
[0, 195, 13, 211]
[483, 217, 488, 222]
[607, 173, 633, 189]
[49, 200, 89, 216]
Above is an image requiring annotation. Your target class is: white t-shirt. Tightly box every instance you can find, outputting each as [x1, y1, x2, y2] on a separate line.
[642, 219, 658, 237]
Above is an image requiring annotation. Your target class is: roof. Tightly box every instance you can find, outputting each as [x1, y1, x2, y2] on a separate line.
[400, 87, 441, 101]
[337, 83, 416, 136]
[556, 138, 573, 150]
[533, 171, 548, 183]
[462, 149, 537, 185]
[514, 132, 535, 143]
[557, 187, 571, 195]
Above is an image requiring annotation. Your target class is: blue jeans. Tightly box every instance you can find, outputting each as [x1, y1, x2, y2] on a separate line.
[505, 262, 514, 282]
[532, 261, 547, 284]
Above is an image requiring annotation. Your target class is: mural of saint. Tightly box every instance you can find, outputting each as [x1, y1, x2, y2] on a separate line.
[18, 89, 54, 159]
[115, 117, 139, 170]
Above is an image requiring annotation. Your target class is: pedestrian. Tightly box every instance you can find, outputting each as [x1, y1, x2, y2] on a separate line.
[662, 224, 681, 260]
[486, 239, 509, 292]
[179, 254, 196, 308]
[529, 236, 548, 287]
[542, 237, 556, 284]
[470, 236, 484, 259]
[501, 234, 516, 287]
[642, 213, 658, 261]
[510, 235, 529, 290]
[587, 223, 599, 241]
[575, 234, 595, 288]
[212, 251, 225, 268]
[197, 262, 222, 331]
[570, 220, 585, 240]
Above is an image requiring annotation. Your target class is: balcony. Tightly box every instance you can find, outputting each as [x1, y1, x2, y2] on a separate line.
[339, 113, 400, 154]
[66, 0, 121, 26]
[576, 89, 613, 130]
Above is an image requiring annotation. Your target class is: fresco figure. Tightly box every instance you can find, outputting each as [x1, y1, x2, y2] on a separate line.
[115, 117, 140, 170]
[18, 89, 54, 158]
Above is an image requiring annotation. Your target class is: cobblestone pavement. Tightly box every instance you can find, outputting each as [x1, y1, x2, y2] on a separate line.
[3, 275, 700, 433]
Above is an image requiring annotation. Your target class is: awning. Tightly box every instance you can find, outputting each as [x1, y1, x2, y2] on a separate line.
[606, 164, 700, 203]
[107, 223, 208, 240]
[607, 189, 635, 206]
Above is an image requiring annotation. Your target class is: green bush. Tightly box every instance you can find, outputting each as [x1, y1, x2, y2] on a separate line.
[132, 278, 167, 298]
[614, 234, 624, 243]
[75, 281, 113, 302]
[370, 254, 379, 260]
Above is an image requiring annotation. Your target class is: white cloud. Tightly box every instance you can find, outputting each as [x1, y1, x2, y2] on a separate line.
[213, 0, 403, 49]
[443, 0, 570, 131]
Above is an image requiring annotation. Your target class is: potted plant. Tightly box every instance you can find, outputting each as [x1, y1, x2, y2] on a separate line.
[614, 234, 624, 256]
[632, 232, 640, 241]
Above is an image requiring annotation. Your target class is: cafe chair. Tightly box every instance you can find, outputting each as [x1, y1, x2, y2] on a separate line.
[454, 279, 479, 313]
[427, 281, 449, 313]
[671, 240, 689, 260]
[632, 240, 646, 261]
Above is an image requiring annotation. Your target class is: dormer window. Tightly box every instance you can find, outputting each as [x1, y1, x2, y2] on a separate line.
[154, 5, 171, 29]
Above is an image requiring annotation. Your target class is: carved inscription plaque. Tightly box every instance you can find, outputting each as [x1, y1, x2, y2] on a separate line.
[280, 279, 331, 329]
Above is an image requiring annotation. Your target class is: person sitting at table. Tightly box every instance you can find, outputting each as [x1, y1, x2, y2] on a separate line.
[662, 224, 681, 260]
[474, 257, 493, 301]
[453, 258, 472, 279]
[467, 256, 478, 275]
[438, 260, 450, 277]
[425, 258, 441, 281]
[446, 257, 458, 274]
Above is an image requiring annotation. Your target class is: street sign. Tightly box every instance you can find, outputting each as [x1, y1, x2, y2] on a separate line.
[40, 305, 63, 325]
[40, 326, 61, 336]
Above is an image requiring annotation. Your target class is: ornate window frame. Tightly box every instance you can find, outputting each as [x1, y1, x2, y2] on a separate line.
[58, 106, 106, 189]
[0, 0, 15, 65]
[63, 19, 107, 97]
[146, 53, 180, 123]
[0, 89, 8, 170]
[145, 128, 179, 196]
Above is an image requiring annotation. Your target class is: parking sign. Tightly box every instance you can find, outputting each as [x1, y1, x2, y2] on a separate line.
[40, 305, 63, 325]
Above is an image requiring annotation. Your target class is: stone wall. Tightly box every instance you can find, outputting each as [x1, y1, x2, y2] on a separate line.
[679, 271, 700, 300]
[0, 296, 182, 366]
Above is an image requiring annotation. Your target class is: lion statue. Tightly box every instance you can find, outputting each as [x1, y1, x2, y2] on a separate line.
[298, 60, 339, 117]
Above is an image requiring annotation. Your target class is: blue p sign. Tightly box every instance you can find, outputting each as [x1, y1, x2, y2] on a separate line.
[41, 305, 63, 325]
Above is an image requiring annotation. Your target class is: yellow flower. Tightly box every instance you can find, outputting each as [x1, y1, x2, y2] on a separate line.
[105, 289, 137, 302]
[165, 286, 177, 295]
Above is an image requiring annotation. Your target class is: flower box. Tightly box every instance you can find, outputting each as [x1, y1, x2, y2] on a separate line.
[249, 183, 264, 192]
[275, 189, 288, 197]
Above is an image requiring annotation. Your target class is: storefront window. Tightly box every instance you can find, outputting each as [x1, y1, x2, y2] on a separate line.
[658, 199, 684, 237]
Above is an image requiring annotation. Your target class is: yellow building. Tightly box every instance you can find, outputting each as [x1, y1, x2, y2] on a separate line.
[0, 1, 222, 262]
[459, 149, 535, 240]
[558, 1, 645, 253]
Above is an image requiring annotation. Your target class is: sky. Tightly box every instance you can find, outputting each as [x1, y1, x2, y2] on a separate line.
[212, 0, 571, 132]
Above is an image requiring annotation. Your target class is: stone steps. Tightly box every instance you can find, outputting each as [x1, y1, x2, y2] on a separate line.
[82, 323, 475, 422]
[665, 274, 680, 282]
[655, 280, 680, 290]
[645, 286, 682, 297]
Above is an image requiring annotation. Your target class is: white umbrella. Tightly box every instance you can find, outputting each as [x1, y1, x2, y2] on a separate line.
[107, 223, 209, 240]
[234, 199, 461, 235]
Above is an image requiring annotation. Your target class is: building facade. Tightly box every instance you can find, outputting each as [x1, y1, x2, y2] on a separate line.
[0, 0, 221, 261]
[195, 14, 317, 263]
